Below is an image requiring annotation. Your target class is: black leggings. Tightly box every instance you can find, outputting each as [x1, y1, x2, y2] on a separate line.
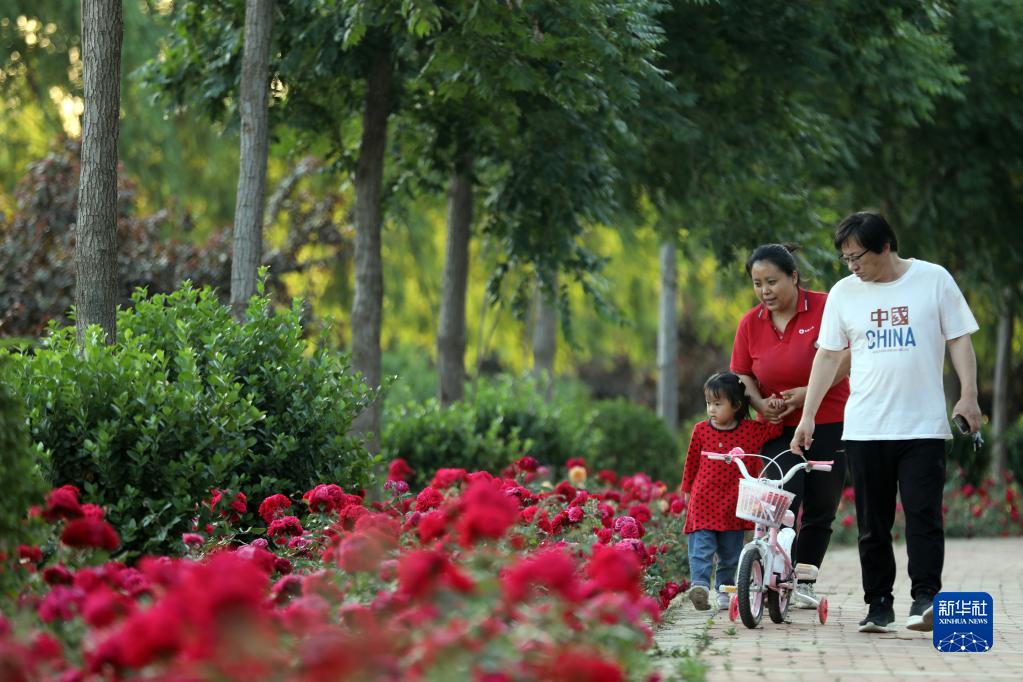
[760, 422, 846, 577]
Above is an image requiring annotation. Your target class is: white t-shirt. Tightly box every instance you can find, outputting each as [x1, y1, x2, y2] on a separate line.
[818, 259, 979, 440]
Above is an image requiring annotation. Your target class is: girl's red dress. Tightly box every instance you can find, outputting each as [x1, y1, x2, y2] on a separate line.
[681, 419, 783, 533]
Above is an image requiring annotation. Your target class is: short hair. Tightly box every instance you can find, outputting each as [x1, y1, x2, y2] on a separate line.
[745, 243, 801, 285]
[704, 372, 750, 421]
[833, 212, 898, 253]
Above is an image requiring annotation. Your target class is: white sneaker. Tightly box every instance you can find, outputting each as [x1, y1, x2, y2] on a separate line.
[716, 592, 731, 611]
[794, 582, 818, 609]
[688, 585, 710, 611]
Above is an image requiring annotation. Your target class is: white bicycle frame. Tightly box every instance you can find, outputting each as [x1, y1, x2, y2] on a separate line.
[705, 449, 833, 594]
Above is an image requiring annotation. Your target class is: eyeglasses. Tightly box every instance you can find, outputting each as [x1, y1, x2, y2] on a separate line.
[839, 248, 870, 265]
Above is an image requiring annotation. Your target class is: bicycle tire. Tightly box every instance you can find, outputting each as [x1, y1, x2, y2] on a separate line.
[767, 582, 790, 623]
[736, 550, 764, 628]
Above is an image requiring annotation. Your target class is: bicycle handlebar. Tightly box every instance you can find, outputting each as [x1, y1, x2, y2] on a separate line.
[703, 449, 833, 486]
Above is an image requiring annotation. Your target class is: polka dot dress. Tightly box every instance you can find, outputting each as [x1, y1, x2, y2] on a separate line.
[681, 419, 784, 533]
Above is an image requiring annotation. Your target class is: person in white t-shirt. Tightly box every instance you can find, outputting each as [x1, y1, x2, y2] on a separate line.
[790, 212, 981, 636]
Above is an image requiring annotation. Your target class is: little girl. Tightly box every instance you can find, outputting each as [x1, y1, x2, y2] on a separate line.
[681, 371, 783, 610]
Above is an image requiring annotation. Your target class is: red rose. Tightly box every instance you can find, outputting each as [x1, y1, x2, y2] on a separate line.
[456, 480, 519, 546]
[82, 585, 133, 628]
[628, 504, 652, 524]
[430, 468, 467, 489]
[516, 456, 540, 473]
[595, 528, 613, 544]
[540, 648, 622, 682]
[258, 494, 293, 524]
[61, 518, 120, 551]
[267, 516, 304, 543]
[565, 458, 587, 470]
[303, 484, 347, 514]
[387, 458, 414, 482]
[416, 510, 448, 543]
[42, 564, 74, 585]
[555, 481, 578, 503]
[397, 549, 474, 599]
[415, 486, 445, 512]
[586, 544, 642, 595]
[182, 532, 204, 548]
[17, 544, 42, 564]
[501, 548, 581, 603]
[44, 485, 83, 522]
[669, 499, 685, 515]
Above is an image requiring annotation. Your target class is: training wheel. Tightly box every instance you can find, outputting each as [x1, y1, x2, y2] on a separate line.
[818, 597, 828, 624]
[729, 594, 739, 622]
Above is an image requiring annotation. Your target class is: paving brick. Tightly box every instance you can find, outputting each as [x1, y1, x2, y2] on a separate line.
[653, 537, 1023, 680]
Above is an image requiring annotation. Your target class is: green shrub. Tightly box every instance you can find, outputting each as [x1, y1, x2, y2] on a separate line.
[589, 399, 681, 486]
[383, 375, 599, 486]
[0, 356, 47, 551]
[382, 398, 525, 487]
[6, 282, 371, 556]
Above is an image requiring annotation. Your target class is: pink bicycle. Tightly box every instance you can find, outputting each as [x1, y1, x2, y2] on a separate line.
[703, 447, 832, 628]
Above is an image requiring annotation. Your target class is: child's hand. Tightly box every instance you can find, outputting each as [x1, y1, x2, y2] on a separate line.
[764, 394, 786, 422]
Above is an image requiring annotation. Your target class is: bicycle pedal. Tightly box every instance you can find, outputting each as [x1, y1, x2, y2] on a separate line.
[720, 585, 737, 593]
[794, 563, 819, 581]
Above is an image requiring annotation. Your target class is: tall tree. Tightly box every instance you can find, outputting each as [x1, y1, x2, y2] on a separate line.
[991, 292, 1014, 479]
[621, 0, 966, 429]
[230, 0, 275, 320]
[436, 154, 472, 405]
[656, 241, 678, 430]
[349, 38, 393, 450]
[74, 0, 122, 345]
[532, 272, 557, 399]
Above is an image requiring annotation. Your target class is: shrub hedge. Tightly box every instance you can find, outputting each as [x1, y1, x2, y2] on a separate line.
[6, 283, 372, 556]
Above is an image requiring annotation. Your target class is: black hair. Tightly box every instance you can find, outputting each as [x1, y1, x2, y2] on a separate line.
[833, 212, 898, 253]
[745, 243, 801, 286]
[703, 372, 750, 421]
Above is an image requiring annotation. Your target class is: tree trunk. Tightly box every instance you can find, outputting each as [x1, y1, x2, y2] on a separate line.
[533, 272, 557, 399]
[991, 291, 1014, 481]
[74, 0, 123, 346]
[437, 156, 473, 406]
[230, 0, 275, 320]
[350, 43, 392, 453]
[657, 241, 679, 431]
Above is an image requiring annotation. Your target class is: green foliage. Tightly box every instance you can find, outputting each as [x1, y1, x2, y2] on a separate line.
[0, 356, 47, 552]
[6, 282, 372, 556]
[383, 375, 598, 487]
[589, 398, 680, 486]
[382, 398, 523, 488]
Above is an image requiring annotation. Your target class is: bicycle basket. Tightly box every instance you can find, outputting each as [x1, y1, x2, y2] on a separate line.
[736, 479, 796, 527]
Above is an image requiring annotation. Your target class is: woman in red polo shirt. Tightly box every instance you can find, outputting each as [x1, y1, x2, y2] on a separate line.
[731, 243, 850, 608]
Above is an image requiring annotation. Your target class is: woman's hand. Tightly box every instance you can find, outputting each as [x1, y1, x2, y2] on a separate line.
[776, 386, 808, 419]
[755, 393, 786, 423]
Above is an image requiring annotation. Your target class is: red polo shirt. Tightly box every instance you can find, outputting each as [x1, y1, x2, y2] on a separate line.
[730, 289, 849, 427]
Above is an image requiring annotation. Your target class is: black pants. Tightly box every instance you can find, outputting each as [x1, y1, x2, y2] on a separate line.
[761, 423, 846, 575]
[846, 439, 945, 604]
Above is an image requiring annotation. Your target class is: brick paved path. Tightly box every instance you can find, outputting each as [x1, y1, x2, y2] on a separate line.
[653, 537, 1023, 681]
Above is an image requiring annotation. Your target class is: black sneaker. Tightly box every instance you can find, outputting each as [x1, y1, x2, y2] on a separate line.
[906, 594, 934, 632]
[858, 597, 895, 633]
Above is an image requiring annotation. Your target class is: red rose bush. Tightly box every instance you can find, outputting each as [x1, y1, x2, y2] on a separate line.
[0, 459, 690, 681]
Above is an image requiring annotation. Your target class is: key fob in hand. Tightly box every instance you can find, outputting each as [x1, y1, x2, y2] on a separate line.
[952, 414, 970, 435]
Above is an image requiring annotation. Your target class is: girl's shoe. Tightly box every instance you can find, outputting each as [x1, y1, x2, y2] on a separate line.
[794, 582, 818, 609]
[688, 585, 710, 611]
[716, 592, 731, 610]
